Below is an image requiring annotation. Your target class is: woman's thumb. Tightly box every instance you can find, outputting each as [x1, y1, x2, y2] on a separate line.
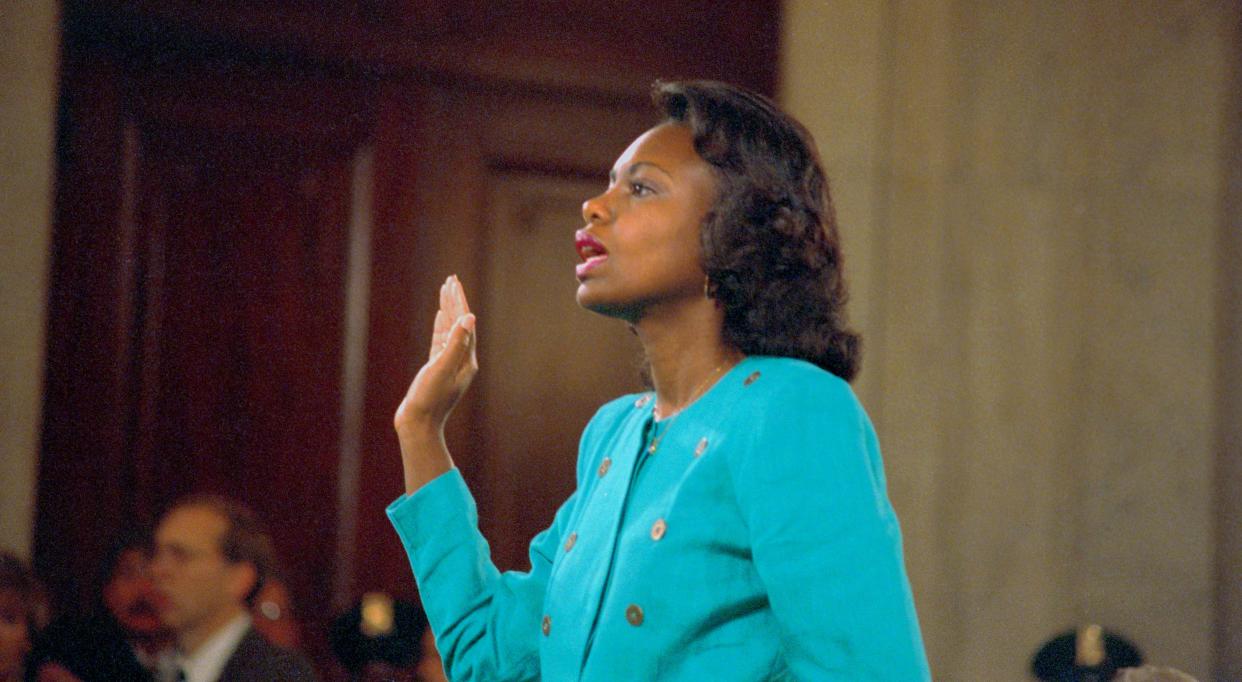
[439, 314, 475, 370]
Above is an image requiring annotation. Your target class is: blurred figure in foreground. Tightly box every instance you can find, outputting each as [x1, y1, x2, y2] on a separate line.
[26, 529, 172, 681]
[0, 552, 46, 682]
[152, 495, 315, 681]
[329, 593, 446, 682]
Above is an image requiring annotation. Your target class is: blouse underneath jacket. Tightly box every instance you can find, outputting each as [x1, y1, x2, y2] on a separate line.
[387, 356, 930, 680]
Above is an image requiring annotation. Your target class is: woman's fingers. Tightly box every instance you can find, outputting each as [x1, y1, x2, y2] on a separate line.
[459, 312, 478, 376]
[456, 275, 472, 317]
[437, 313, 476, 379]
[430, 309, 449, 362]
[450, 277, 478, 372]
[430, 276, 461, 362]
[446, 275, 463, 321]
[429, 275, 476, 375]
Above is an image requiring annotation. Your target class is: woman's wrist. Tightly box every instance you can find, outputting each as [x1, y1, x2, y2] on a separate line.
[402, 454, 453, 496]
[396, 420, 454, 494]
[395, 412, 443, 443]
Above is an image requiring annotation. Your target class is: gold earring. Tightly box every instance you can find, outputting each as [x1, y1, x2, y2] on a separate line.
[703, 275, 711, 298]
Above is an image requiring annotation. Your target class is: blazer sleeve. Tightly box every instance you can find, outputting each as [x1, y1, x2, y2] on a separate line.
[728, 376, 931, 681]
[388, 469, 580, 682]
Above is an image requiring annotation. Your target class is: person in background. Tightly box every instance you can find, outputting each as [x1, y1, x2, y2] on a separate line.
[249, 574, 301, 651]
[1031, 624, 1143, 681]
[25, 529, 172, 682]
[151, 494, 316, 682]
[0, 552, 46, 682]
[328, 593, 447, 682]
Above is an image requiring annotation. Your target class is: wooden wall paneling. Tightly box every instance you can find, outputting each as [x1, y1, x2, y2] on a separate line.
[350, 79, 434, 602]
[123, 69, 372, 664]
[34, 51, 137, 611]
[36, 33, 379, 668]
[353, 81, 506, 600]
[75, 0, 781, 97]
[481, 174, 646, 570]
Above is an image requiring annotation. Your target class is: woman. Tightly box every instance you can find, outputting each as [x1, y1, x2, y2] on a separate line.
[388, 81, 930, 680]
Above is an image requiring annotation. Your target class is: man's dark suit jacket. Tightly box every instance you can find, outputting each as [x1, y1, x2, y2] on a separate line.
[25, 614, 155, 682]
[217, 628, 317, 681]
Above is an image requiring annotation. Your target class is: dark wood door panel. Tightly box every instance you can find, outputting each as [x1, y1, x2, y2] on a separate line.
[36, 45, 372, 667]
[133, 129, 352, 564]
[479, 174, 646, 570]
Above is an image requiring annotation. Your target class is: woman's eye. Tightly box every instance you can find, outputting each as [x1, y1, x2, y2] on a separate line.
[630, 182, 653, 197]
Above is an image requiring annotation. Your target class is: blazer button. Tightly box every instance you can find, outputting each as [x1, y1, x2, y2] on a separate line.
[564, 532, 577, 552]
[625, 604, 644, 626]
[597, 458, 611, 477]
[541, 615, 551, 636]
[743, 371, 761, 386]
[650, 519, 666, 541]
[694, 437, 708, 457]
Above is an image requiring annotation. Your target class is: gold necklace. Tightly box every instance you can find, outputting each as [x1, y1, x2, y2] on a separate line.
[647, 357, 739, 454]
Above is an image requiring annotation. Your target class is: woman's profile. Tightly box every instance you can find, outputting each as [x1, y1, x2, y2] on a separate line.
[387, 80, 930, 680]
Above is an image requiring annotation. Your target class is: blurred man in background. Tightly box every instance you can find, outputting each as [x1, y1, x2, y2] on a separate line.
[152, 495, 315, 682]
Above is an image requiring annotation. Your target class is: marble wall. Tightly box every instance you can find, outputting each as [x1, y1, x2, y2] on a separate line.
[782, 1, 1239, 678]
[0, 1, 58, 560]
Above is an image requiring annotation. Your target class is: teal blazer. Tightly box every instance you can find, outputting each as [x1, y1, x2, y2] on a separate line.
[388, 356, 930, 680]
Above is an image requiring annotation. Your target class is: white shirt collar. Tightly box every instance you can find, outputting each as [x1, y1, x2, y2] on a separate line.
[174, 613, 252, 682]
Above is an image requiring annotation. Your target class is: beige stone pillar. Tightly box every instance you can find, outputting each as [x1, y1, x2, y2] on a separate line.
[0, 2, 59, 559]
[782, 1, 1237, 678]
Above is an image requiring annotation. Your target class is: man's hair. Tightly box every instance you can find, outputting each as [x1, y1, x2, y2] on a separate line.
[170, 494, 276, 607]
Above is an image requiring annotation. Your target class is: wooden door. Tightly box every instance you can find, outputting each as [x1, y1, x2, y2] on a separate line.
[36, 40, 378, 664]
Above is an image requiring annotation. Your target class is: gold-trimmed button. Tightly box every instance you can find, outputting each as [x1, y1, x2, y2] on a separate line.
[743, 371, 761, 386]
[634, 395, 651, 408]
[597, 458, 611, 477]
[650, 519, 666, 541]
[541, 615, 551, 636]
[647, 441, 658, 454]
[694, 437, 708, 457]
[564, 532, 577, 552]
[625, 604, 644, 626]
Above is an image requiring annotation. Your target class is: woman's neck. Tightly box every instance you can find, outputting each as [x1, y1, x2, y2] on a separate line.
[633, 297, 741, 418]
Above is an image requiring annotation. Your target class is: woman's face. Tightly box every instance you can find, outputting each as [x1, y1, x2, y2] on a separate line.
[576, 123, 717, 321]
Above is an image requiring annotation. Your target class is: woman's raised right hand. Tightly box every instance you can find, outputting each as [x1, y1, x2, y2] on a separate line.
[392, 275, 477, 492]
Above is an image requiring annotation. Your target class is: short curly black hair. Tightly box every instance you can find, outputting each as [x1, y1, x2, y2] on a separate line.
[654, 80, 861, 381]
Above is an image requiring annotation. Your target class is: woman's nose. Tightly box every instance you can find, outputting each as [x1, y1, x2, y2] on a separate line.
[582, 192, 611, 224]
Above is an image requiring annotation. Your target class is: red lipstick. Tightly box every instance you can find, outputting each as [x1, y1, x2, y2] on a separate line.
[575, 230, 608, 279]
